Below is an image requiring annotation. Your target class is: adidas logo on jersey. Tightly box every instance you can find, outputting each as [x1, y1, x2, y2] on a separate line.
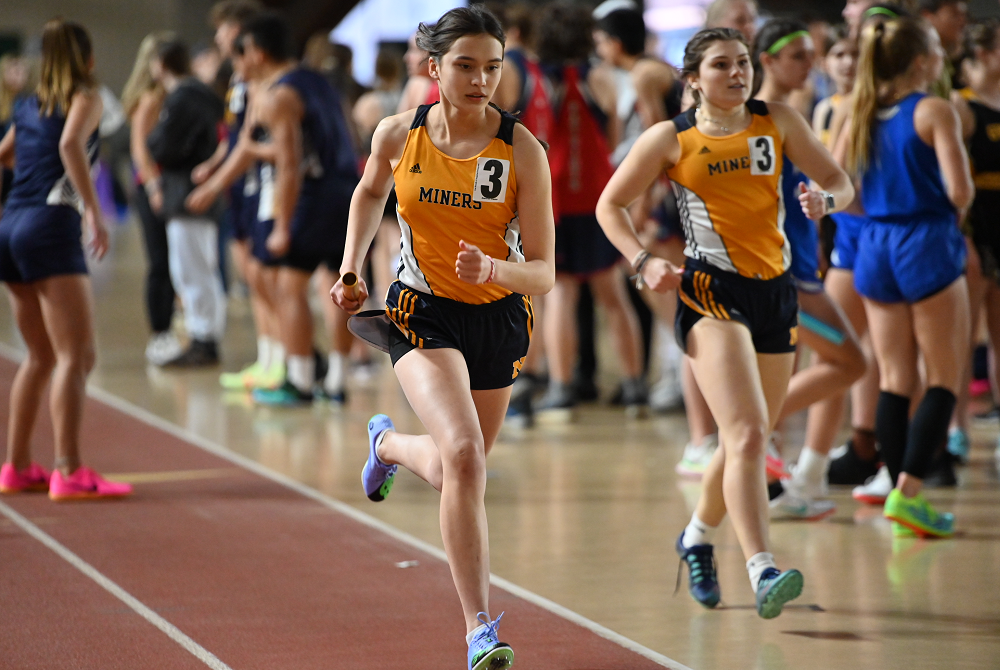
[409, 163, 422, 173]
[699, 146, 711, 154]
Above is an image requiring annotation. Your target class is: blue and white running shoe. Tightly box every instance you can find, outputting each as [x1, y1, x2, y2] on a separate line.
[362, 414, 397, 502]
[755, 567, 803, 619]
[468, 612, 514, 670]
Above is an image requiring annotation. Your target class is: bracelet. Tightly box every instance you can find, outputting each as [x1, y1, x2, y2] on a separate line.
[631, 249, 651, 272]
[484, 255, 496, 284]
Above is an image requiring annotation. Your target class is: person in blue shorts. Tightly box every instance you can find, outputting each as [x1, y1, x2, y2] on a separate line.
[844, 15, 973, 538]
[0, 20, 132, 500]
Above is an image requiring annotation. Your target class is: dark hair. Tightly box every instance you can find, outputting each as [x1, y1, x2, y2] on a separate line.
[240, 12, 293, 62]
[681, 27, 748, 104]
[963, 18, 1000, 60]
[917, 0, 963, 14]
[752, 18, 809, 93]
[374, 45, 403, 84]
[537, 3, 594, 63]
[823, 23, 852, 53]
[157, 39, 191, 76]
[210, 0, 262, 28]
[415, 5, 505, 62]
[862, 3, 911, 24]
[598, 9, 647, 57]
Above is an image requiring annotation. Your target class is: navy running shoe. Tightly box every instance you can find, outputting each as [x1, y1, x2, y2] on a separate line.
[468, 612, 514, 670]
[362, 414, 397, 502]
[755, 567, 803, 619]
[675, 532, 721, 608]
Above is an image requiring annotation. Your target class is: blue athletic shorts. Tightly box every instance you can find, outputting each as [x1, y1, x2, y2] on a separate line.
[786, 215, 823, 293]
[555, 214, 622, 278]
[854, 220, 966, 303]
[0, 205, 88, 283]
[829, 212, 867, 271]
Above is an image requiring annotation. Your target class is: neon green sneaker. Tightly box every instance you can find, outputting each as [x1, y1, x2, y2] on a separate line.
[883, 489, 954, 538]
[220, 362, 263, 390]
[258, 361, 285, 390]
[892, 521, 917, 538]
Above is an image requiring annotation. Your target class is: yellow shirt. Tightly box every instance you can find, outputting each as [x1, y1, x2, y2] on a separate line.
[667, 99, 790, 279]
[392, 103, 522, 304]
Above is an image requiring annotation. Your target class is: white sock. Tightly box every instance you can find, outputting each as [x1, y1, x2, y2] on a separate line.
[466, 623, 487, 645]
[681, 513, 717, 548]
[747, 552, 778, 591]
[287, 354, 315, 393]
[257, 337, 272, 369]
[271, 341, 287, 370]
[325, 352, 346, 393]
[794, 446, 829, 487]
[374, 428, 391, 464]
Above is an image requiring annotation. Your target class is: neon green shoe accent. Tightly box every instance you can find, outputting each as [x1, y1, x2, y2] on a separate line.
[892, 521, 917, 538]
[258, 362, 286, 390]
[379, 473, 395, 500]
[220, 362, 263, 390]
[884, 489, 954, 538]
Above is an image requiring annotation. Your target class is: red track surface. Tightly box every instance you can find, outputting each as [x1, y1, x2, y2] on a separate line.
[0, 358, 676, 669]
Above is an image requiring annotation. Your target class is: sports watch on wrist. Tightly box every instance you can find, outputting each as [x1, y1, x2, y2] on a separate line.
[820, 190, 835, 214]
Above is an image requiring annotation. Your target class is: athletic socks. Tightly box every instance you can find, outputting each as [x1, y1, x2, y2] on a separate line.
[325, 352, 346, 394]
[287, 354, 315, 394]
[747, 552, 778, 591]
[466, 623, 487, 645]
[904, 387, 957, 480]
[256, 337, 273, 370]
[681, 513, 717, 548]
[876, 391, 910, 486]
[794, 446, 829, 490]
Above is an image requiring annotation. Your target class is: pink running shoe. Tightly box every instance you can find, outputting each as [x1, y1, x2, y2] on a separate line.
[48, 466, 133, 501]
[0, 462, 51, 493]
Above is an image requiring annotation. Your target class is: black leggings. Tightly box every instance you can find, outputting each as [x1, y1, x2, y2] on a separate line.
[133, 186, 175, 334]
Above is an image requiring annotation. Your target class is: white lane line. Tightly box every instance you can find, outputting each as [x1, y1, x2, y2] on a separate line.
[0, 500, 233, 670]
[0, 343, 689, 670]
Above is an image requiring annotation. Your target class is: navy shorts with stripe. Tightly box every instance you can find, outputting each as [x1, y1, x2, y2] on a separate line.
[675, 257, 798, 354]
[385, 281, 533, 391]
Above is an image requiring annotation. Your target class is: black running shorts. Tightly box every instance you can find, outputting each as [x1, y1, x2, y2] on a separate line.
[675, 257, 798, 355]
[385, 281, 534, 390]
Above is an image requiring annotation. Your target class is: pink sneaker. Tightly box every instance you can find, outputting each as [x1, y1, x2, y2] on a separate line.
[48, 466, 133, 501]
[0, 462, 51, 493]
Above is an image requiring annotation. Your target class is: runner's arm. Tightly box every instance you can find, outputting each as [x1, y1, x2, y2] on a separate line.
[596, 121, 682, 292]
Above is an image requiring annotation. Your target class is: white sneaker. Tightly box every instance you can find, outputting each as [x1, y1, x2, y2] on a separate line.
[650, 376, 684, 412]
[145, 331, 184, 366]
[675, 434, 719, 479]
[770, 490, 836, 520]
[786, 448, 830, 499]
[852, 465, 892, 505]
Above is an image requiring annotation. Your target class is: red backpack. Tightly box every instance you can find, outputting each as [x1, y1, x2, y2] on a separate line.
[517, 58, 554, 146]
[547, 65, 615, 220]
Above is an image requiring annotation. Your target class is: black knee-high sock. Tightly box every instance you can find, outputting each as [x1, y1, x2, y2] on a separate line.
[903, 387, 957, 479]
[876, 392, 910, 485]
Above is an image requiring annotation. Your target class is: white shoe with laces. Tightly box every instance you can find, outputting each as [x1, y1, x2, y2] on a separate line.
[769, 488, 836, 520]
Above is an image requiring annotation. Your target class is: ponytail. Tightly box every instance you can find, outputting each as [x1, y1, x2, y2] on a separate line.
[37, 19, 95, 117]
[846, 16, 930, 175]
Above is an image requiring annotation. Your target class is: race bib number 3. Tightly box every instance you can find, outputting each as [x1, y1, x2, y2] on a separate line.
[473, 157, 510, 203]
[748, 136, 776, 176]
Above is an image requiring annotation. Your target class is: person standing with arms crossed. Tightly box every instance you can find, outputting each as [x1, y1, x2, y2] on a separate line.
[0, 20, 132, 500]
[597, 27, 854, 617]
[332, 7, 553, 668]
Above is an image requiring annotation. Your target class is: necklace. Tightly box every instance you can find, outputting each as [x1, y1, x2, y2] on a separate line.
[696, 106, 743, 133]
